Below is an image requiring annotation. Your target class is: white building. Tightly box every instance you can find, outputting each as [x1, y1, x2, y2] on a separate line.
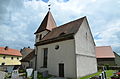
[34, 11, 97, 78]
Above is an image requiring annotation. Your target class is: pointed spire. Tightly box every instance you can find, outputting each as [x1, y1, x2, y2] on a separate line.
[34, 11, 57, 34]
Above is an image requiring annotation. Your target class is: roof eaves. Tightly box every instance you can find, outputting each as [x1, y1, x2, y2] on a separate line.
[35, 33, 74, 46]
[0, 54, 22, 56]
[97, 57, 115, 58]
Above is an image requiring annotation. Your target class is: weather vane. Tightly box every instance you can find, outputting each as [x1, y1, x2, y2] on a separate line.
[48, 4, 51, 11]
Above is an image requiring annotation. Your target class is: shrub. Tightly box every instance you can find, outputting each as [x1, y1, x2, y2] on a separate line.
[111, 75, 119, 79]
[4, 73, 11, 79]
[105, 64, 109, 70]
[98, 66, 120, 70]
[26, 76, 33, 79]
[20, 73, 27, 76]
[37, 72, 43, 79]
[90, 76, 99, 79]
[19, 69, 26, 73]
[37, 72, 53, 79]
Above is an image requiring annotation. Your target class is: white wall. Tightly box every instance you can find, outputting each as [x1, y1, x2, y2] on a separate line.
[35, 30, 49, 43]
[74, 18, 97, 78]
[36, 39, 76, 78]
[21, 62, 29, 69]
[30, 57, 36, 70]
[76, 55, 97, 77]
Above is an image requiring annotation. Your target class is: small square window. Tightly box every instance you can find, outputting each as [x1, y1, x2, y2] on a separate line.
[36, 35, 39, 39]
[11, 57, 14, 60]
[17, 57, 19, 60]
[39, 34, 42, 40]
[3, 56, 6, 59]
[1, 63, 5, 65]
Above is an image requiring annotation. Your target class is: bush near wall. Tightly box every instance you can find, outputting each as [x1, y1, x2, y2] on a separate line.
[98, 66, 120, 70]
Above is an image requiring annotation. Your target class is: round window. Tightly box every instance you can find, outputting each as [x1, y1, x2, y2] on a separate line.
[55, 45, 59, 50]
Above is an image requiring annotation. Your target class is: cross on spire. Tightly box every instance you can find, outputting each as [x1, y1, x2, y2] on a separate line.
[48, 4, 51, 11]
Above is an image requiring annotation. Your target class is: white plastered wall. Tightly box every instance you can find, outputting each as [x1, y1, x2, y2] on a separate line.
[36, 39, 76, 78]
[74, 18, 97, 78]
[35, 30, 49, 43]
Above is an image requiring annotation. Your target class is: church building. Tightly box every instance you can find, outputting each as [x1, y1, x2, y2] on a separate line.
[34, 10, 97, 78]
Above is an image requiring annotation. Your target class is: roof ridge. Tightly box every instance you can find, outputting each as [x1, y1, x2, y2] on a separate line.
[34, 11, 57, 34]
[96, 46, 115, 58]
[23, 47, 34, 49]
[0, 47, 22, 56]
[35, 16, 86, 44]
[53, 16, 86, 30]
[96, 46, 111, 48]
[0, 47, 20, 51]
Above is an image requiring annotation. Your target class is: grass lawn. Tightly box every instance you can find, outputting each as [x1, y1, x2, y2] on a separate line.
[80, 70, 116, 79]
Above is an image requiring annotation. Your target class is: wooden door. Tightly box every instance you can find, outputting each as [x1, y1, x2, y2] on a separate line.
[59, 63, 64, 77]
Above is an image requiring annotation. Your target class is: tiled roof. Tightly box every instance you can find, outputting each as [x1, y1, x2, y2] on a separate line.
[39, 16, 85, 42]
[0, 47, 22, 56]
[21, 47, 33, 54]
[96, 46, 115, 58]
[20, 47, 33, 58]
[21, 50, 35, 62]
[34, 11, 57, 34]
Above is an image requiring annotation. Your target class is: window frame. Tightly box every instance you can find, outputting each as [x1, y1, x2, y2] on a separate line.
[39, 34, 42, 40]
[1, 62, 5, 65]
[3, 56, 6, 59]
[17, 57, 19, 60]
[43, 48, 48, 68]
[11, 57, 14, 60]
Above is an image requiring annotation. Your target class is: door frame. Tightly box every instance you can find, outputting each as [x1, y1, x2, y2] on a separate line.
[59, 63, 64, 77]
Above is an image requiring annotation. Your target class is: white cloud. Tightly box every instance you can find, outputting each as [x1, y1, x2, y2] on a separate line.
[94, 19, 120, 53]
[0, 0, 120, 55]
[91, 0, 97, 2]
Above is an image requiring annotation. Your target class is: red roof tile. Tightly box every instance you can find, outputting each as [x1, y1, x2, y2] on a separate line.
[96, 46, 115, 58]
[0, 47, 22, 56]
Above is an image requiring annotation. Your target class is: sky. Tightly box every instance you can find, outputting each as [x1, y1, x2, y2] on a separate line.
[0, 0, 120, 54]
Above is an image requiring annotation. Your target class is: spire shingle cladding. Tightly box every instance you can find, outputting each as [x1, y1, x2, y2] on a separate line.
[34, 11, 57, 34]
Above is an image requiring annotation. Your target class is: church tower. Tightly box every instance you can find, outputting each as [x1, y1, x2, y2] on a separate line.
[34, 11, 57, 42]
